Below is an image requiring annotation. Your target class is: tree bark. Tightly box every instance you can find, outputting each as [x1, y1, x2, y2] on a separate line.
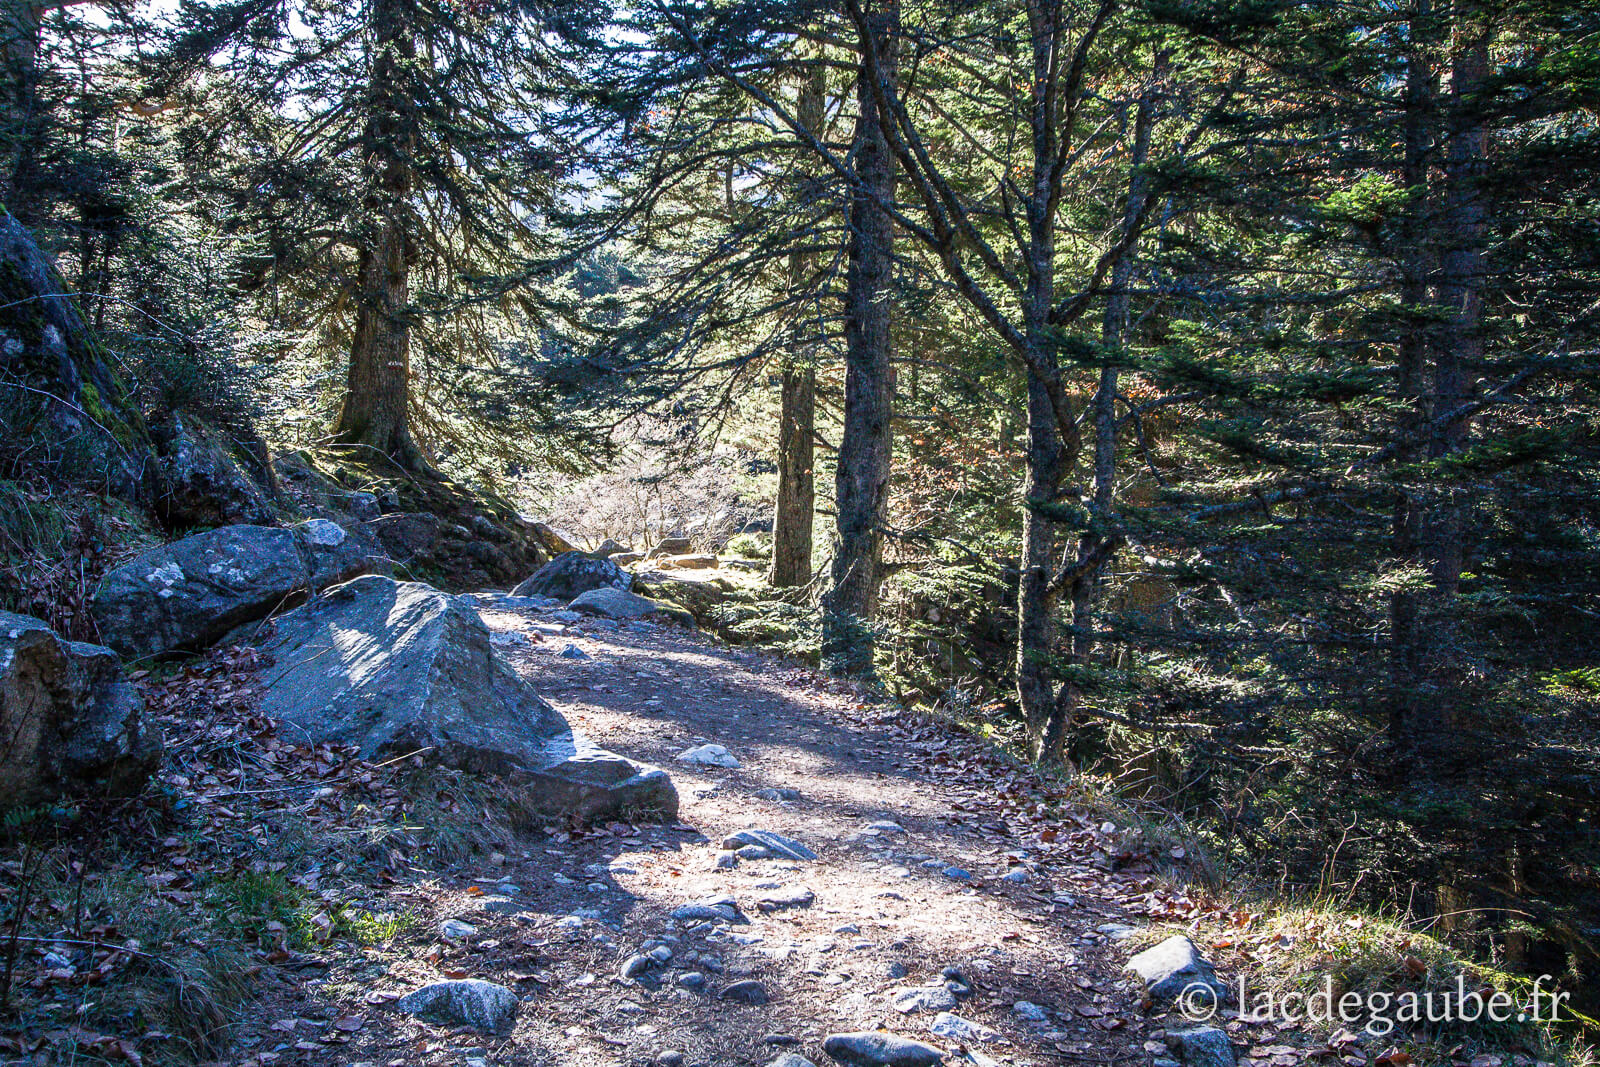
[1037, 62, 1160, 763]
[334, 0, 426, 471]
[770, 57, 826, 588]
[821, 1, 897, 675]
[1388, 2, 1436, 742]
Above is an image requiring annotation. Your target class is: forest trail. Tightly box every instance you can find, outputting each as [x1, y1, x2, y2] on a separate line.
[233, 602, 1185, 1067]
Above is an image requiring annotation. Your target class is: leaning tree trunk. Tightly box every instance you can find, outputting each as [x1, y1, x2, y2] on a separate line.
[334, 0, 426, 472]
[821, 2, 897, 675]
[770, 57, 827, 588]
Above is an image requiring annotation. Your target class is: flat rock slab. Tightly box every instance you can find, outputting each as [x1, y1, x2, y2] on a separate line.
[822, 1032, 946, 1067]
[890, 985, 958, 1014]
[928, 1012, 998, 1043]
[678, 743, 741, 768]
[722, 829, 816, 860]
[756, 885, 816, 912]
[720, 979, 770, 1005]
[1125, 935, 1228, 1007]
[396, 979, 518, 1034]
[672, 894, 741, 923]
[568, 587, 688, 623]
[251, 575, 676, 821]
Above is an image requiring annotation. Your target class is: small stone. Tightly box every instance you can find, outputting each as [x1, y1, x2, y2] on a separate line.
[890, 985, 958, 1014]
[755, 787, 801, 801]
[1165, 1026, 1237, 1067]
[675, 971, 706, 990]
[479, 897, 529, 916]
[720, 979, 770, 1005]
[620, 954, 652, 979]
[721, 829, 817, 860]
[834, 923, 861, 935]
[884, 961, 909, 980]
[929, 1011, 998, 1043]
[396, 979, 518, 1034]
[941, 866, 972, 881]
[657, 1053, 687, 1067]
[1098, 922, 1138, 940]
[821, 1031, 945, 1067]
[764, 1034, 801, 1046]
[1001, 869, 1029, 884]
[558, 643, 589, 659]
[738, 845, 775, 860]
[1012, 1000, 1049, 1022]
[866, 820, 906, 834]
[672, 895, 740, 922]
[649, 945, 673, 963]
[715, 851, 739, 869]
[677, 743, 741, 768]
[768, 1055, 818, 1067]
[1125, 935, 1227, 1007]
[756, 885, 816, 912]
[439, 919, 477, 940]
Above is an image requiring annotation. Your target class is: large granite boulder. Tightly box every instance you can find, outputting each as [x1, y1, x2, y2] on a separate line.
[250, 575, 676, 820]
[93, 525, 309, 658]
[0, 613, 161, 807]
[512, 552, 632, 599]
[92, 522, 386, 658]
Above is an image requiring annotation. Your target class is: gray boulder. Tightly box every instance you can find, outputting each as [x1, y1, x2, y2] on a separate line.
[513, 552, 632, 599]
[568, 587, 686, 623]
[769, 1055, 818, 1067]
[93, 525, 309, 658]
[250, 575, 676, 820]
[91, 521, 388, 659]
[0, 613, 161, 807]
[396, 979, 518, 1034]
[822, 1032, 945, 1067]
[593, 539, 631, 558]
[1126, 935, 1228, 1008]
[1165, 1027, 1236, 1067]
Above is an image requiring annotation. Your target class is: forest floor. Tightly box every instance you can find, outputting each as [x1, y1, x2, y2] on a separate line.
[206, 602, 1274, 1067]
[5, 599, 1350, 1067]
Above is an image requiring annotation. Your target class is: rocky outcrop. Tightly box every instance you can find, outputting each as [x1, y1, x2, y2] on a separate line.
[513, 552, 632, 600]
[396, 979, 518, 1034]
[91, 521, 387, 658]
[531, 523, 581, 556]
[0, 613, 161, 807]
[0, 213, 154, 500]
[632, 570, 733, 625]
[151, 413, 277, 529]
[249, 575, 676, 820]
[647, 537, 693, 558]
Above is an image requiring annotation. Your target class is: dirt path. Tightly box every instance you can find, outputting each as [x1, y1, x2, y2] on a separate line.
[235, 604, 1184, 1067]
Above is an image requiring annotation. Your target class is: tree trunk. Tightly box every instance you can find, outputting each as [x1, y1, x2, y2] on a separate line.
[770, 57, 826, 588]
[1038, 63, 1161, 763]
[1409, 7, 1487, 746]
[334, 0, 426, 471]
[821, 1, 897, 676]
[1388, 3, 1436, 742]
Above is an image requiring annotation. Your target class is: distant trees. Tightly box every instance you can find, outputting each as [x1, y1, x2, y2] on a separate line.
[154, 0, 600, 471]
